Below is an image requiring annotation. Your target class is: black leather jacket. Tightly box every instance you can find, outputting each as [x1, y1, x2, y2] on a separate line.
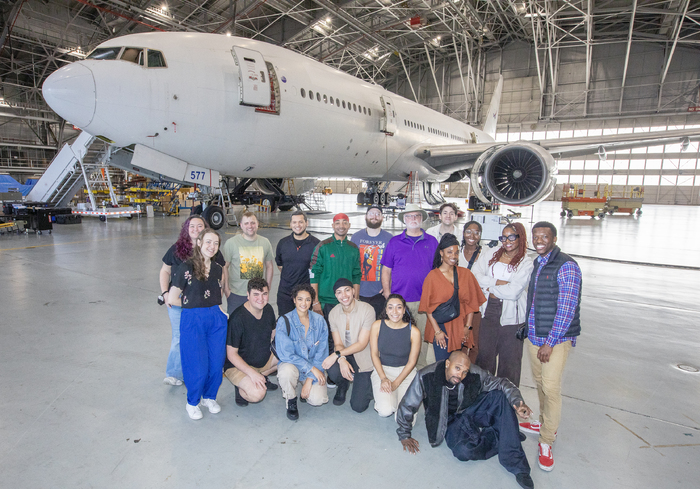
[396, 361, 523, 447]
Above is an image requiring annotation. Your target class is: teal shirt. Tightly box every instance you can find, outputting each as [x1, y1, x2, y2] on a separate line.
[309, 235, 361, 306]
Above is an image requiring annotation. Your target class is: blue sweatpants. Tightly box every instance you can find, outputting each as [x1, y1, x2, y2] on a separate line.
[180, 305, 227, 406]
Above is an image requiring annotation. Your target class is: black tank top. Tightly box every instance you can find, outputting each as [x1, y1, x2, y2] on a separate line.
[377, 319, 411, 367]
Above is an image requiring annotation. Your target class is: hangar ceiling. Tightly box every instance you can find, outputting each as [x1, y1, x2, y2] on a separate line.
[1, 0, 700, 161]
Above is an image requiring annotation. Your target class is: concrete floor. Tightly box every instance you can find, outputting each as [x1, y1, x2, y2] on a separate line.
[1, 197, 699, 488]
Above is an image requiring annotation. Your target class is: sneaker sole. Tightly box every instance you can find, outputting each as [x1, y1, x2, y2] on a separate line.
[538, 460, 554, 472]
[519, 426, 540, 434]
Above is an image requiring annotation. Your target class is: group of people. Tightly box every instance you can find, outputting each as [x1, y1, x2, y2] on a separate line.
[157, 203, 582, 489]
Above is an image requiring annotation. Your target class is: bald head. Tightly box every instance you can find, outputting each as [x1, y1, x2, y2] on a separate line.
[444, 351, 471, 385]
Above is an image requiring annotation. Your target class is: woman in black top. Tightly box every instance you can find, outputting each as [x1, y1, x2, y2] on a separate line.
[159, 216, 226, 386]
[168, 229, 227, 420]
[369, 294, 421, 417]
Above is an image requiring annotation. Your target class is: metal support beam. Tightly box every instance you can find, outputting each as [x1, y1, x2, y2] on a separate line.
[658, 0, 691, 112]
[424, 44, 444, 112]
[619, 0, 638, 114]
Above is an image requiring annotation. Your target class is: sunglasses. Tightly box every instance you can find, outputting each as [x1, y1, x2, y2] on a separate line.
[498, 234, 519, 242]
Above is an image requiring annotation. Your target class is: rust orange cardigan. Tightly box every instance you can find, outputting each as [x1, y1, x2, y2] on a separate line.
[419, 266, 486, 352]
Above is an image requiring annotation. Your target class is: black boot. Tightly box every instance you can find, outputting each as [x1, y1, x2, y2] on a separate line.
[333, 384, 348, 406]
[264, 376, 278, 391]
[234, 387, 249, 407]
[515, 473, 534, 489]
[286, 397, 299, 420]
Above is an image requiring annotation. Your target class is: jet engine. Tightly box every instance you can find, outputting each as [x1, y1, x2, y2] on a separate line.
[470, 141, 556, 205]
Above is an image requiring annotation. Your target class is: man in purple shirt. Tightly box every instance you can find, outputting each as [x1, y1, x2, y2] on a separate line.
[520, 221, 582, 473]
[380, 203, 438, 369]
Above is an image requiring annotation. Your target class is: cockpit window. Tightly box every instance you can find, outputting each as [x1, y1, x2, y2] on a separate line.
[147, 50, 166, 68]
[86, 47, 121, 60]
[120, 47, 143, 64]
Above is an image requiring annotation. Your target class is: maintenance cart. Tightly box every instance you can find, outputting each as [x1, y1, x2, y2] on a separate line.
[560, 185, 607, 219]
[606, 186, 644, 216]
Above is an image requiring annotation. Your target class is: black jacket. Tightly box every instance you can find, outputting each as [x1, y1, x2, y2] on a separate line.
[396, 361, 523, 447]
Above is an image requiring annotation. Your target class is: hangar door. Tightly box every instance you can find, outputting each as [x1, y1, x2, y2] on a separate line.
[231, 46, 271, 107]
[380, 96, 397, 136]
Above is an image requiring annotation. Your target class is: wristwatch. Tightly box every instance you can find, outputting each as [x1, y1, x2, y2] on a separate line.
[335, 350, 342, 358]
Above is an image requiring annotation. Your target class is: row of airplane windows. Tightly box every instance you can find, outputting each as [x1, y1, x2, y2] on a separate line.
[86, 46, 167, 68]
[404, 119, 468, 143]
[299, 88, 372, 116]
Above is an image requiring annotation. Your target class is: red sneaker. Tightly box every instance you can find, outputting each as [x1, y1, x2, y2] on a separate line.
[519, 420, 541, 434]
[538, 442, 555, 471]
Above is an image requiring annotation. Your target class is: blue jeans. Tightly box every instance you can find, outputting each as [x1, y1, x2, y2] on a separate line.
[165, 305, 183, 380]
[180, 305, 228, 406]
[433, 322, 450, 362]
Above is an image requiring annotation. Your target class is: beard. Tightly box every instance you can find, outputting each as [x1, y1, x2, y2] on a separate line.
[292, 230, 306, 237]
[366, 218, 382, 229]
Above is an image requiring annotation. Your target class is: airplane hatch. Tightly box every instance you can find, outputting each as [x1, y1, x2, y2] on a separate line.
[380, 96, 396, 136]
[255, 62, 281, 115]
[231, 46, 271, 107]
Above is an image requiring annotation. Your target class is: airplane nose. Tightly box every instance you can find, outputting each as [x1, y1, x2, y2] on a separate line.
[42, 63, 96, 128]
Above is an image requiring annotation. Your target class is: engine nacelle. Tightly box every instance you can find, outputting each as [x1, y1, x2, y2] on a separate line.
[470, 142, 556, 205]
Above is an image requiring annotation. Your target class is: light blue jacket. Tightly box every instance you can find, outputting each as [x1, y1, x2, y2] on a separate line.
[275, 309, 328, 383]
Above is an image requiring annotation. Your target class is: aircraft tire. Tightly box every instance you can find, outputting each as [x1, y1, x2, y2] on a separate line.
[357, 192, 366, 204]
[371, 193, 380, 205]
[261, 197, 278, 212]
[202, 205, 225, 230]
[278, 203, 294, 212]
[380, 193, 388, 205]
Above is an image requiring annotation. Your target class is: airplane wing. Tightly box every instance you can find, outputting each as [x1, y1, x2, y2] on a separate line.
[415, 127, 700, 205]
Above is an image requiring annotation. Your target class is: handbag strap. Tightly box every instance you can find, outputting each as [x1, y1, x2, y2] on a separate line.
[467, 245, 481, 269]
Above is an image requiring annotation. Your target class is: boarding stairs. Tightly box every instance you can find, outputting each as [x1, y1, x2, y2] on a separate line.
[299, 190, 326, 212]
[26, 132, 101, 207]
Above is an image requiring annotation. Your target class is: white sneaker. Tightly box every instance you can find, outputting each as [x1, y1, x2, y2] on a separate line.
[163, 376, 183, 386]
[201, 398, 221, 414]
[186, 403, 203, 420]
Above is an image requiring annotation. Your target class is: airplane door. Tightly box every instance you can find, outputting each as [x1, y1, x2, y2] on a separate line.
[231, 46, 271, 107]
[380, 96, 397, 136]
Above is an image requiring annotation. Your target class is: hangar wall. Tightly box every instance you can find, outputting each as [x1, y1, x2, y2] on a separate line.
[390, 41, 700, 205]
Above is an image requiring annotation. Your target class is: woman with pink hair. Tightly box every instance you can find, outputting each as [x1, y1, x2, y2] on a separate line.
[158, 216, 226, 386]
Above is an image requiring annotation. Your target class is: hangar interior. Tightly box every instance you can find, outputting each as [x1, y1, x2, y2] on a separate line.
[1, 1, 699, 488]
[2, 0, 700, 205]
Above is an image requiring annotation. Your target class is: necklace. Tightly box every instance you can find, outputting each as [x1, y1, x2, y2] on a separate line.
[446, 383, 457, 390]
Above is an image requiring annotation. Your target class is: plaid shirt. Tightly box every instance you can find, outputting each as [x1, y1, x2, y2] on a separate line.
[527, 250, 582, 347]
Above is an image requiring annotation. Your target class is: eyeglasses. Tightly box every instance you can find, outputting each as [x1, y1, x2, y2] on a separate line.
[464, 230, 481, 236]
[498, 234, 519, 242]
[404, 214, 422, 220]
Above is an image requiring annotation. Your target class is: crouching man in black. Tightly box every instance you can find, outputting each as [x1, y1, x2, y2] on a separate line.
[396, 350, 535, 489]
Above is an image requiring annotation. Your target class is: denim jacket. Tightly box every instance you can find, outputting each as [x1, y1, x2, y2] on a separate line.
[275, 309, 328, 383]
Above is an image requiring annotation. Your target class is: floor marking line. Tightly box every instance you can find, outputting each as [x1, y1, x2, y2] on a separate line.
[606, 414, 651, 446]
[519, 385, 700, 432]
[639, 443, 700, 449]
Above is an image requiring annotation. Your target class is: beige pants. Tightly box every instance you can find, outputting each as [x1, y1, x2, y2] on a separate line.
[525, 338, 572, 445]
[277, 362, 328, 406]
[224, 354, 277, 403]
[370, 365, 417, 417]
[406, 301, 429, 369]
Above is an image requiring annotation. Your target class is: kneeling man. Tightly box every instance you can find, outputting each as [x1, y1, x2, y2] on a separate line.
[322, 278, 375, 411]
[396, 351, 535, 489]
[224, 278, 278, 406]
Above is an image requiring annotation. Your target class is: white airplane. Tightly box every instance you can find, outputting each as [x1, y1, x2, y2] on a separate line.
[41, 32, 700, 225]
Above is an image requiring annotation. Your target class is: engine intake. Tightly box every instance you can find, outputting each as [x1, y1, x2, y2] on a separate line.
[471, 142, 555, 205]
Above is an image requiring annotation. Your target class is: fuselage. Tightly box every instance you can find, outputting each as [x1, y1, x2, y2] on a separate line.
[43, 32, 492, 182]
